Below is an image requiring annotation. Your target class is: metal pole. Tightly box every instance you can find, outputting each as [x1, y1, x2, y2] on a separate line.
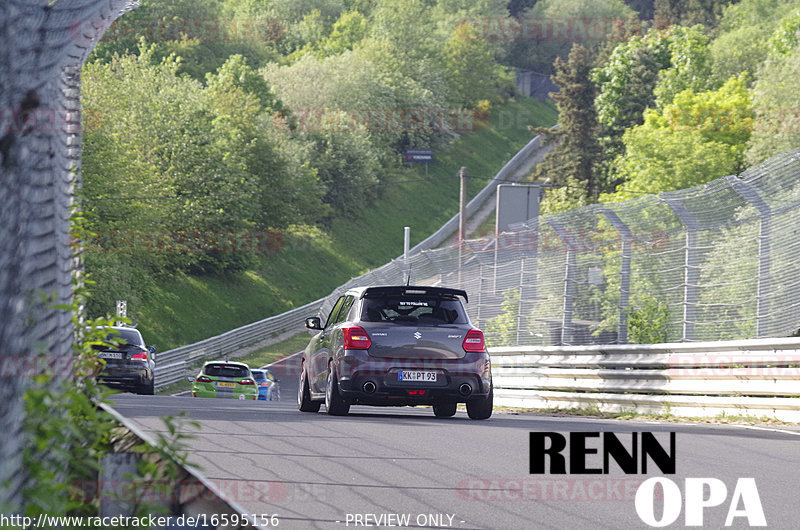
[458, 167, 467, 244]
[458, 167, 467, 288]
[403, 226, 410, 285]
[661, 199, 699, 341]
[600, 210, 633, 344]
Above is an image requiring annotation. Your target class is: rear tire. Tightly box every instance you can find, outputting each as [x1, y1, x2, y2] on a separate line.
[466, 385, 493, 420]
[137, 375, 155, 395]
[325, 366, 350, 416]
[433, 402, 457, 418]
[298, 364, 321, 412]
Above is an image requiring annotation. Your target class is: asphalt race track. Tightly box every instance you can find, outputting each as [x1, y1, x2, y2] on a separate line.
[110, 355, 800, 529]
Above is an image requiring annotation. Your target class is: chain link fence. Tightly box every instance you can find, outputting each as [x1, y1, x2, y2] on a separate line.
[1, 0, 138, 509]
[317, 148, 800, 347]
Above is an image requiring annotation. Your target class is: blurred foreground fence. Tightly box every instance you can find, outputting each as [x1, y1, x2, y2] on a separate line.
[490, 338, 800, 422]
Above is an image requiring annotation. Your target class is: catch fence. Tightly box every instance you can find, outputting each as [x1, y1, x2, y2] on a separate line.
[318, 148, 800, 346]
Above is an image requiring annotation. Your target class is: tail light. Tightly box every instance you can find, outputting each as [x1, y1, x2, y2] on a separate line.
[462, 329, 486, 352]
[260, 381, 271, 387]
[131, 351, 147, 361]
[342, 326, 372, 349]
[196, 375, 212, 383]
[407, 389, 427, 396]
[238, 379, 255, 385]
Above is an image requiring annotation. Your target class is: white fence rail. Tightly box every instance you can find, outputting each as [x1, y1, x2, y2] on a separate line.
[153, 298, 322, 389]
[490, 338, 800, 422]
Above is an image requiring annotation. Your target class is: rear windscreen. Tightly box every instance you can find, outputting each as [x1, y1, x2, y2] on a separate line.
[360, 297, 466, 324]
[251, 371, 267, 382]
[204, 364, 250, 378]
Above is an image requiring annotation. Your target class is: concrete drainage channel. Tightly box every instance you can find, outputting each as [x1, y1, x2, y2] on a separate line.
[98, 404, 260, 529]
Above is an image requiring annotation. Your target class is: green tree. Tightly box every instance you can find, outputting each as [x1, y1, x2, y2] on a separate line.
[532, 44, 603, 212]
[442, 22, 511, 107]
[320, 10, 369, 55]
[653, 0, 737, 27]
[768, 8, 800, 55]
[508, 0, 637, 73]
[745, 43, 800, 165]
[593, 35, 672, 135]
[652, 25, 715, 108]
[709, 0, 797, 83]
[608, 75, 754, 200]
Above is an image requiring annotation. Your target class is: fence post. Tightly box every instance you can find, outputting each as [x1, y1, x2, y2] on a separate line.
[726, 176, 772, 338]
[600, 210, 633, 344]
[661, 199, 700, 341]
[548, 221, 578, 345]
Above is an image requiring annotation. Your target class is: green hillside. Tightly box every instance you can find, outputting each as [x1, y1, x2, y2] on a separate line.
[136, 97, 556, 350]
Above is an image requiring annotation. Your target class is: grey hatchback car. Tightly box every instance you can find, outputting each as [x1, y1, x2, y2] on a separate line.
[298, 286, 492, 419]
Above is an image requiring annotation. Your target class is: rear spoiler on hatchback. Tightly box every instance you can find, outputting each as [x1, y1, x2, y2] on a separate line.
[360, 286, 468, 303]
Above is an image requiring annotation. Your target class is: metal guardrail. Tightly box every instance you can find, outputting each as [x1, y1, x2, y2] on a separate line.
[490, 338, 800, 422]
[154, 298, 323, 389]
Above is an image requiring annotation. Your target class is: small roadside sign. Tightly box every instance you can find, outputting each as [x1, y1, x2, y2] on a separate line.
[405, 149, 434, 163]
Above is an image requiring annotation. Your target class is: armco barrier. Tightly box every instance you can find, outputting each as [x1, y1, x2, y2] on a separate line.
[490, 337, 800, 422]
[153, 298, 323, 389]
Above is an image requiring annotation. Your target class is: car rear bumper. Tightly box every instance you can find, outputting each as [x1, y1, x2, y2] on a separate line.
[98, 364, 151, 387]
[334, 350, 491, 406]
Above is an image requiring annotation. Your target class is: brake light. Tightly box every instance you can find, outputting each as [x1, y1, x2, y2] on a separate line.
[131, 351, 147, 361]
[462, 329, 486, 352]
[238, 379, 255, 385]
[342, 325, 372, 349]
[196, 375, 212, 383]
[407, 389, 427, 396]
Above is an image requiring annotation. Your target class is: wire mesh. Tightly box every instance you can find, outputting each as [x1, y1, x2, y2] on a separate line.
[317, 148, 800, 347]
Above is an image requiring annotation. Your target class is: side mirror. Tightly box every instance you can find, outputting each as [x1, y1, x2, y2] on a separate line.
[148, 345, 156, 354]
[305, 317, 322, 330]
[187, 376, 194, 383]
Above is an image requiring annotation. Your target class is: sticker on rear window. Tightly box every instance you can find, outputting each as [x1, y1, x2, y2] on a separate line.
[399, 301, 429, 306]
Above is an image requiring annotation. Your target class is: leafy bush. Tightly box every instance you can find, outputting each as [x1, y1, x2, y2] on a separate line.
[627, 296, 669, 344]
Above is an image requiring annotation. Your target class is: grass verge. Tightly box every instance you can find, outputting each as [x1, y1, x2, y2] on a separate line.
[494, 406, 797, 426]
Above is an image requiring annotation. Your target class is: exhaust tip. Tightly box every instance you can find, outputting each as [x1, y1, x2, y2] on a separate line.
[459, 383, 472, 396]
[363, 381, 377, 394]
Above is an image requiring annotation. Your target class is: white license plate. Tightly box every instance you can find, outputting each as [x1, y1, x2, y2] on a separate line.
[99, 352, 122, 360]
[398, 370, 437, 382]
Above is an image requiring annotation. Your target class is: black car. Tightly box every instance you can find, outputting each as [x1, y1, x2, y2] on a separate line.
[96, 326, 156, 395]
[298, 286, 492, 419]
